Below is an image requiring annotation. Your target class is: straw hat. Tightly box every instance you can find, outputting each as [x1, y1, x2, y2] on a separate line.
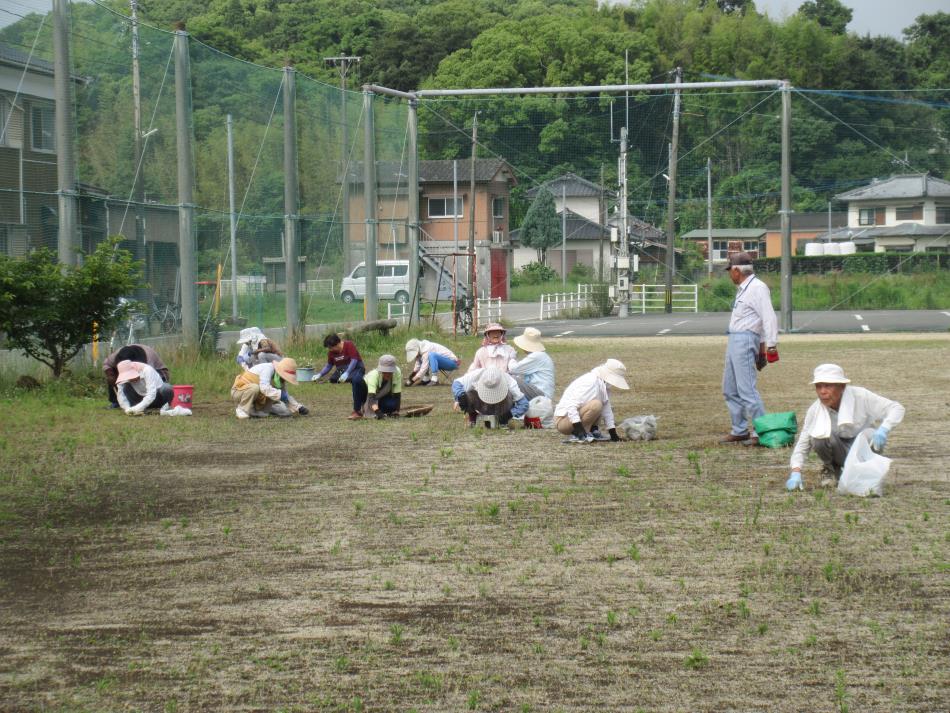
[594, 359, 630, 390]
[236, 327, 264, 345]
[481, 322, 506, 336]
[405, 338, 421, 363]
[378, 354, 398, 373]
[513, 327, 545, 353]
[810, 363, 850, 384]
[274, 357, 299, 385]
[474, 367, 509, 405]
[115, 359, 144, 384]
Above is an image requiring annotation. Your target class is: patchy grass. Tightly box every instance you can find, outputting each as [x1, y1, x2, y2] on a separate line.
[0, 334, 947, 711]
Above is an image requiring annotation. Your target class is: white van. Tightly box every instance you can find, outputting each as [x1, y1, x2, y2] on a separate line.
[340, 260, 411, 304]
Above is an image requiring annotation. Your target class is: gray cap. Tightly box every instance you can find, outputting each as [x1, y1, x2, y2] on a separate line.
[378, 354, 398, 373]
[725, 252, 754, 269]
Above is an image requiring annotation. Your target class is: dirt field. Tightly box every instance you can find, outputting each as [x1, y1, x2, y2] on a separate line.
[1, 334, 948, 712]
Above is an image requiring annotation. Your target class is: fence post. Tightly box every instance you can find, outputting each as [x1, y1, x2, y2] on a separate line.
[283, 64, 300, 339]
[174, 22, 198, 347]
[362, 89, 378, 320]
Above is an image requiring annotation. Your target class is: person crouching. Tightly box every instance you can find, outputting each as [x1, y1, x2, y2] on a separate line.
[554, 359, 629, 443]
[452, 366, 528, 427]
[231, 357, 300, 419]
[364, 354, 402, 419]
[115, 359, 175, 415]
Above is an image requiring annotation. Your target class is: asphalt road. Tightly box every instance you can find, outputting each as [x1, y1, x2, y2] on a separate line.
[502, 306, 950, 338]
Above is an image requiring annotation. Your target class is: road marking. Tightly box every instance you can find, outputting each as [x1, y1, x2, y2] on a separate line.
[674, 320, 689, 326]
[658, 328, 671, 335]
[942, 311, 950, 318]
[554, 331, 574, 337]
[592, 321, 609, 327]
[861, 324, 870, 332]
[854, 314, 863, 321]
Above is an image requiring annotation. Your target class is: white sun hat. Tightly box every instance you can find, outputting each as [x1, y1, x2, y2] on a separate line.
[513, 327, 545, 353]
[405, 338, 421, 364]
[810, 363, 850, 384]
[474, 367, 509, 405]
[236, 326, 265, 345]
[594, 359, 630, 390]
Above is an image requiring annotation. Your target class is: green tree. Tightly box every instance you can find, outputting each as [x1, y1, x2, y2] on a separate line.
[519, 189, 562, 264]
[0, 239, 143, 377]
[799, 0, 853, 35]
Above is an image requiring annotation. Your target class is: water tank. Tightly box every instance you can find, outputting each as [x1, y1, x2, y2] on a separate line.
[804, 243, 824, 256]
[824, 242, 841, 255]
[839, 241, 857, 255]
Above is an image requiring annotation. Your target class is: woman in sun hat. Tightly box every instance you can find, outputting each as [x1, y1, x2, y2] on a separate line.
[451, 366, 529, 427]
[508, 327, 555, 400]
[554, 359, 629, 443]
[235, 334, 309, 415]
[103, 343, 169, 409]
[467, 323, 517, 374]
[230, 357, 302, 419]
[115, 359, 175, 415]
[362, 354, 403, 419]
[784, 363, 904, 491]
[405, 337, 460, 386]
[235, 327, 266, 368]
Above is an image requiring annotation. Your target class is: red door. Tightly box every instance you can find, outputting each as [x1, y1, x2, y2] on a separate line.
[490, 249, 508, 300]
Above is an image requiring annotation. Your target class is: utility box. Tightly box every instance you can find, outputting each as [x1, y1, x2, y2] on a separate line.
[618, 276, 629, 291]
[615, 256, 630, 269]
[610, 227, 618, 243]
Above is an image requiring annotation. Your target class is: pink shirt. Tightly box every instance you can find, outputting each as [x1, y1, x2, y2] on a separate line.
[468, 343, 516, 373]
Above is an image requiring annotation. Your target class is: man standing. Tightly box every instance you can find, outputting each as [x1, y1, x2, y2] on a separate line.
[720, 252, 778, 446]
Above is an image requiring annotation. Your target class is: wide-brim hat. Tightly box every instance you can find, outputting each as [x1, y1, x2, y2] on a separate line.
[405, 338, 421, 363]
[115, 359, 144, 384]
[378, 354, 398, 373]
[724, 252, 754, 271]
[594, 359, 630, 390]
[481, 322, 506, 336]
[236, 327, 264, 345]
[513, 327, 545, 353]
[274, 357, 298, 385]
[811, 363, 850, 384]
[474, 367, 509, 405]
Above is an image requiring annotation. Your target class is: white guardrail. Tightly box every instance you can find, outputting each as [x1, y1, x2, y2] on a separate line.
[630, 284, 698, 313]
[538, 284, 602, 319]
[476, 297, 502, 325]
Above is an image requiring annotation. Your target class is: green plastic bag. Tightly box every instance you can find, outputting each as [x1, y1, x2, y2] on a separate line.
[753, 411, 797, 449]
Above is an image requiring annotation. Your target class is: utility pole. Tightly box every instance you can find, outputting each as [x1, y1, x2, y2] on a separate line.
[283, 64, 300, 339]
[324, 55, 360, 273]
[130, 0, 146, 286]
[617, 126, 630, 318]
[599, 164, 605, 283]
[174, 21, 197, 346]
[780, 80, 793, 332]
[706, 157, 713, 276]
[227, 114, 238, 321]
[52, 0, 78, 267]
[407, 99, 420, 322]
[362, 88, 378, 320]
[468, 113, 477, 299]
[561, 183, 567, 287]
[664, 66, 682, 314]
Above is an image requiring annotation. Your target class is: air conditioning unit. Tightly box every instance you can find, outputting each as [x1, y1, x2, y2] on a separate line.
[491, 230, 504, 244]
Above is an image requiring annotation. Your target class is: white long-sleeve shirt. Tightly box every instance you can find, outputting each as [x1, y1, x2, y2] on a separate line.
[411, 340, 459, 380]
[508, 351, 555, 400]
[554, 370, 616, 429]
[790, 385, 905, 470]
[248, 362, 283, 402]
[728, 274, 778, 347]
[116, 363, 165, 413]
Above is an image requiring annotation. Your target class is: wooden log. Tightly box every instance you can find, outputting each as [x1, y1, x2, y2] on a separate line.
[354, 319, 398, 335]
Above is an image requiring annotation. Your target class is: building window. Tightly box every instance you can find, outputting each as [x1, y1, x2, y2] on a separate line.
[712, 240, 729, 261]
[895, 204, 923, 221]
[0, 97, 8, 145]
[858, 207, 882, 226]
[428, 196, 462, 219]
[936, 206, 950, 224]
[31, 104, 55, 152]
[492, 197, 505, 219]
[742, 240, 761, 254]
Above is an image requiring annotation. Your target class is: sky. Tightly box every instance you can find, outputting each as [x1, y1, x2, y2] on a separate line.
[1, 0, 948, 38]
[752, 0, 948, 39]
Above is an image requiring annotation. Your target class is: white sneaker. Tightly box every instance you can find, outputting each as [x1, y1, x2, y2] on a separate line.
[235, 407, 249, 419]
[429, 376, 439, 385]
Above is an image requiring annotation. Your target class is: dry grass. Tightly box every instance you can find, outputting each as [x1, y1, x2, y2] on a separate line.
[0, 335, 948, 712]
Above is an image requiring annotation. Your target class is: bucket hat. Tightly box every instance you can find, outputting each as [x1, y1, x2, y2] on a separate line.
[378, 354, 398, 374]
[236, 326, 264, 345]
[810, 363, 850, 384]
[405, 338, 421, 363]
[474, 367, 509, 405]
[274, 357, 299, 385]
[514, 327, 545, 353]
[481, 322, 506, 336]
[115, 359, 144, 384]
[594, 359, 630, 390]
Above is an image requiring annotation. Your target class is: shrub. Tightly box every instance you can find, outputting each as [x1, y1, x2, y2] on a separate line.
[512, 262, 559, 287]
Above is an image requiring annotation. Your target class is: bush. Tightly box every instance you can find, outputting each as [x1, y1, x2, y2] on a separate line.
[568, 262, 594, 282]
[511, 261, 559, 287]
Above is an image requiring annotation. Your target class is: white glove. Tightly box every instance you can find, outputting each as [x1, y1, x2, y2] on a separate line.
[338, 372, 349, 383]
[124, 408, 134, 415]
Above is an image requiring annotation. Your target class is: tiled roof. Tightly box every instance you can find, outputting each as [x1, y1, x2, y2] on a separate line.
[834, 174, 950, 201]
[681, 228, 765, 240]
[0, 42, 54, 75]
[343, 158, 515, 186]
[526, 172, 615, 199]
[764, 212, 847, 230]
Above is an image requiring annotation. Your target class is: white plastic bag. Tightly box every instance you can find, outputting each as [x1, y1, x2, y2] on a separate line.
[526, 396, 555, 429]
[838, 431, 890, 497]
[619, 415, 657, 441]
[160, 404, 193, 417]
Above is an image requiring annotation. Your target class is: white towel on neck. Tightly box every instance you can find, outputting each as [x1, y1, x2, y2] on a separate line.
[809, 385, 855, 439]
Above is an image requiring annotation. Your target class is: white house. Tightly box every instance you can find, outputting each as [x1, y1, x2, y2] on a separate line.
[824, 174, 950, 253]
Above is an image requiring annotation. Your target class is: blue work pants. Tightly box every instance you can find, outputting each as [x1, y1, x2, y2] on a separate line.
[722, 331, 765, 436]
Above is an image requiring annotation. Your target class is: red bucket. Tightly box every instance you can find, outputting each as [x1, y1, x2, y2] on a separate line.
[172, 384, 194, 408]
[524, 416, 542, 429]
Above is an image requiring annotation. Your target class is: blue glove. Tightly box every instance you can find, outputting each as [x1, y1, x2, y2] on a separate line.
[785, 471, 803, 491]
[871, 426, 889, 452]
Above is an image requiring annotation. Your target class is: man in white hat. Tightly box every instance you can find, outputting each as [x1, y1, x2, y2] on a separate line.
[720, 252, 778, 447]
[508, 327, 555, 400]
[785, 363, 904, 490]
[554, 359, 629, 443]
[451, 367, 529, 426]
[405, 338, 460, 386]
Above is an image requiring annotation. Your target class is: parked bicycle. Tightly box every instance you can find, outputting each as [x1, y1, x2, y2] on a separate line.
[454, 295, 474, 336]
[149, 299, 182, 335]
